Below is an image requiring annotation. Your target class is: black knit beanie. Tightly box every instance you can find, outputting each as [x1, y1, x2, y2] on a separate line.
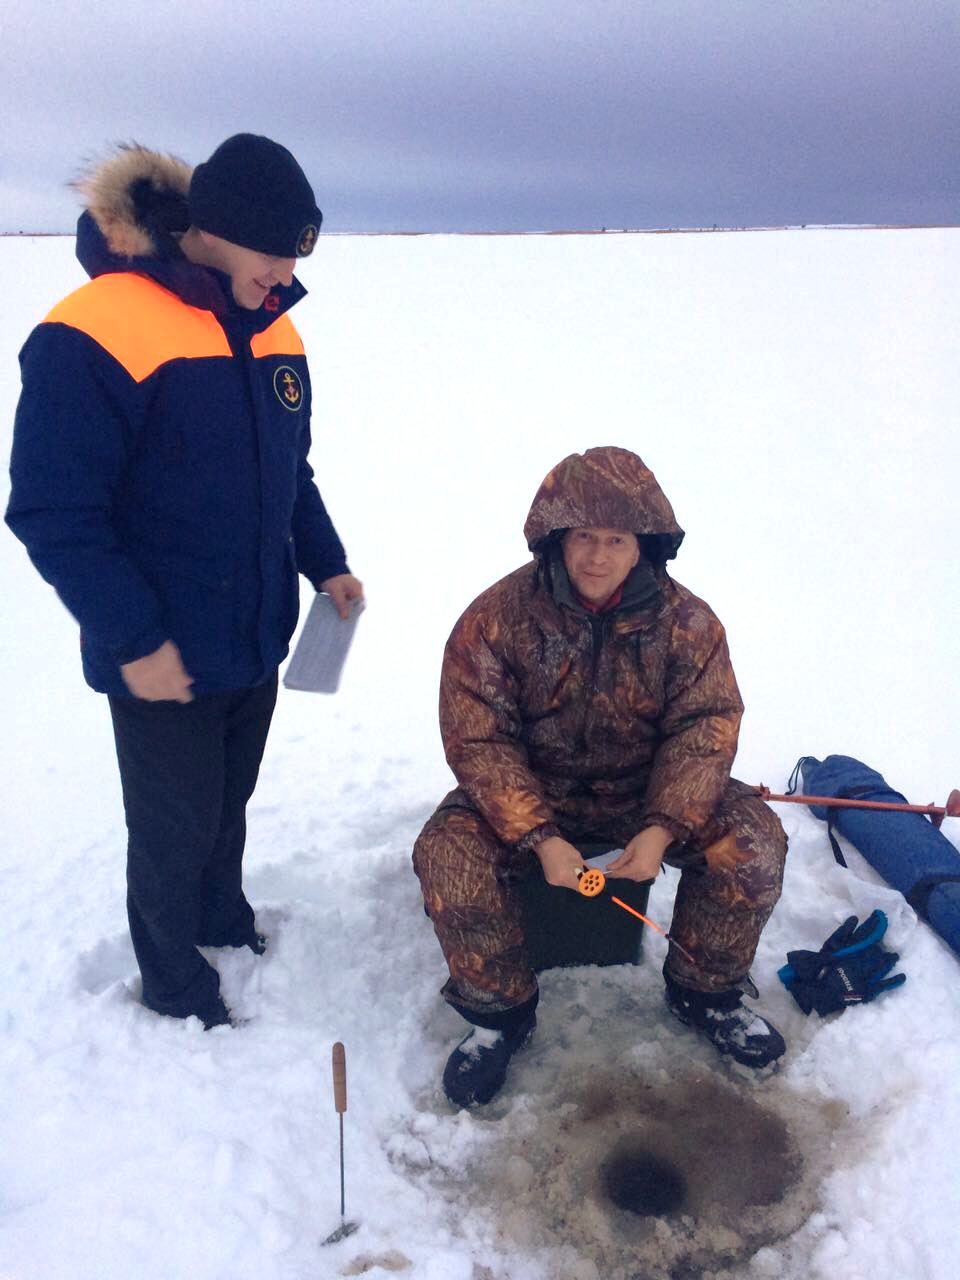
[188, 133, 322, 258]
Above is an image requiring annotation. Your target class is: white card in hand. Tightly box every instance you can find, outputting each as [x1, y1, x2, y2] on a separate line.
[282, 593, 364, 694]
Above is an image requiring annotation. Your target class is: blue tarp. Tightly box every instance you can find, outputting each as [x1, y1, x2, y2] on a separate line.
[796, 755, 960, 961]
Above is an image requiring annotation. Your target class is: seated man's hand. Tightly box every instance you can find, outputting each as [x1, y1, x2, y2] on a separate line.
[321, 573, 365, 619]
[120, 640, 194, 703]
[536, 835, 586, 893]
[606, 824, 674, 882]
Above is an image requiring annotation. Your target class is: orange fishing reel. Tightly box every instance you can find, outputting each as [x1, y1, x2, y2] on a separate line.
[575, 866, 606, 897]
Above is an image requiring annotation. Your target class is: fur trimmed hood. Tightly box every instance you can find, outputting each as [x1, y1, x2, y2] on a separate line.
[73, 143, 193, 259]
[68, 142, 307, 318]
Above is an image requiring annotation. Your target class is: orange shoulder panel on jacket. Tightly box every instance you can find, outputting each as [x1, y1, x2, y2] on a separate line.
[250, 314, 305, 359]
[44, 273, 231, 383]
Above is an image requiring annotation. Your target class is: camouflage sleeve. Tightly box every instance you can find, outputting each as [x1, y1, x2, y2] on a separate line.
[439, 605, 555, 846]
[642, 607, 744, 841]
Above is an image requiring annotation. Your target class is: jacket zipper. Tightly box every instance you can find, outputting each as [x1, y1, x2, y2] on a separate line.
[589, 613, 609, 690]
[224, 319, 266, 664]
[576, 612, 609, 753]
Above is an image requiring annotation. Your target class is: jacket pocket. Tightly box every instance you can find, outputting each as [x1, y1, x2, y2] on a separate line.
[137, 553, 235, 676]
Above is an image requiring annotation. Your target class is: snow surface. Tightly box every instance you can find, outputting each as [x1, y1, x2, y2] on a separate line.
[1, 228, 958, 1280]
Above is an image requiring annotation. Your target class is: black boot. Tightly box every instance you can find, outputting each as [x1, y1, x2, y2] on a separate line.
[442, 1012, 537, 1107]
[664, 975, 785, 1068]
[144, 991, 233, 1029]
[202, 994, 234, 1030]
[196, 927, 266, 953]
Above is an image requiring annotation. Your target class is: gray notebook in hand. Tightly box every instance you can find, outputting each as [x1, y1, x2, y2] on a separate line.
[282, 593, 364, 693]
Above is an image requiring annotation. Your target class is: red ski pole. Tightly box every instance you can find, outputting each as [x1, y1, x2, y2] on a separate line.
[750, 785, 960, 829]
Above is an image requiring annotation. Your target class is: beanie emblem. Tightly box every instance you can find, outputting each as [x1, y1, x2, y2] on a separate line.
[297, 224, 319, 257]
[273, 366, 304, 411]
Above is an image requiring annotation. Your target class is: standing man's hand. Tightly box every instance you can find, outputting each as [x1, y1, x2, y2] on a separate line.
[536, 835, 587, 892]
[320, 573, 364, 619]
[120, 640, 194, 703]
[606, 824, 674, 882]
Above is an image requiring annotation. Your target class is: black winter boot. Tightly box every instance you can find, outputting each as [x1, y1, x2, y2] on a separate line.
[664, 976, 785, 1068]
[202, 994, 234, 1030]
[442, 1013, 537, 1107]
[197, 927, 266, 954]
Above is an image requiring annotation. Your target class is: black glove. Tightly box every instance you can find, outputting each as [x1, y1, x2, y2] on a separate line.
[778, 910, 906, 1016]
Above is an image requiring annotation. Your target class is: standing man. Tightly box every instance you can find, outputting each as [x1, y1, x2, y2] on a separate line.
[414, 447, 787, 1106]
[7, 135, 362, 1028]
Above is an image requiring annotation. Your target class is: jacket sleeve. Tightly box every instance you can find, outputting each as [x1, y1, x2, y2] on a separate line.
[5, 325, 168, 665]
[641, 603, 744, 842]
[289, 368, 350, 588]
[439, 603, 556, 847]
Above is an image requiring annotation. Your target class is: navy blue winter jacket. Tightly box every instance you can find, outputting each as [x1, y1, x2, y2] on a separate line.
[7, 207, 349, 697]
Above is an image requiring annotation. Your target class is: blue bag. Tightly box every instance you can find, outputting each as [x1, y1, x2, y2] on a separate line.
[793, 755, 960, 961]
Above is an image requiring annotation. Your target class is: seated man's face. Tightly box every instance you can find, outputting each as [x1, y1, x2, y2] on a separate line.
[562, 527, 641, 606]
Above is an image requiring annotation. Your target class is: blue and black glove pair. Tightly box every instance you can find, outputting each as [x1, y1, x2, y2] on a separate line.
[778, 910, 906, 1016]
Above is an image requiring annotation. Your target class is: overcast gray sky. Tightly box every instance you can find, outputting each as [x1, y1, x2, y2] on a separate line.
[2, 0, 957, 233]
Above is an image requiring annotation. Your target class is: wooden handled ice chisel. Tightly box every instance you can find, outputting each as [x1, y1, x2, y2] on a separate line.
[322, 1041, 359, 1245]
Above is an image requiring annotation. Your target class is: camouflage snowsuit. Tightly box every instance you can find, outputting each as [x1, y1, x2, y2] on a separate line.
[413, 448, 786, 1020]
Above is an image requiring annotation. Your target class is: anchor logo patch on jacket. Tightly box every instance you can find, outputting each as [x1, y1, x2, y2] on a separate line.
[274, 365, 304, 411]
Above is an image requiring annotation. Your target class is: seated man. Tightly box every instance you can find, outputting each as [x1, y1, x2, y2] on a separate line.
[413, 446, 787, 1107]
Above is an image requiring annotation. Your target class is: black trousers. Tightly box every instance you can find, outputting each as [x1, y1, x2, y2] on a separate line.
[108, 676, 278, 1021]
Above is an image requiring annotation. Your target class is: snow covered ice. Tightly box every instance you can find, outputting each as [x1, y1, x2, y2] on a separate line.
[1, 226, 958, 1279]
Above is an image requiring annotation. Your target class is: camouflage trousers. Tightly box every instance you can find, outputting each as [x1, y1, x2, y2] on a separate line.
[412, 779, 787, 1018]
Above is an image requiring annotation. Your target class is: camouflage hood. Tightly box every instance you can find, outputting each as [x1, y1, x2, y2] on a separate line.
[523, 446, 685, 564]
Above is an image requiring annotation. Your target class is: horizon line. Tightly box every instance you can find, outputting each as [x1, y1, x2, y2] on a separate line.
[2, 222, 958, 239]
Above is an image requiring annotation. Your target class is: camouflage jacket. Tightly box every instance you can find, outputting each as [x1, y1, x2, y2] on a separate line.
[438, 447, 744, 849]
